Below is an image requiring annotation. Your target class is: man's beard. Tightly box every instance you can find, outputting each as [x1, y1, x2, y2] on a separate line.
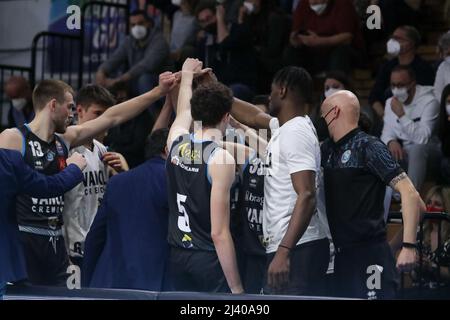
[54, 121, 67, 134]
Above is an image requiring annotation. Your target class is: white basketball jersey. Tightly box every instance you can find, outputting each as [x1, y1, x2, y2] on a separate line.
[63, 140, 108, 258]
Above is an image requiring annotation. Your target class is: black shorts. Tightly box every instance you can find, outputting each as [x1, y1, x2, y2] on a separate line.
[18, 231, 69, 286]
[242, 254, 266, 294]
[333, 241, 399, 299]
[169, 246, 229, 293]
[264, 238, 330, 296]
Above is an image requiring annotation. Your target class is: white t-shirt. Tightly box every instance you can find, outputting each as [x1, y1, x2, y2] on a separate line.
[263, 116, 328, 253]
[63, 140, 108, 258]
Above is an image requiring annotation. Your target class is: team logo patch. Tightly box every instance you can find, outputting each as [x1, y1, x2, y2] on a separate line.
[46, 151, 55, 162]
[341, 150, 352, 164]
[182, 234, 193, 249]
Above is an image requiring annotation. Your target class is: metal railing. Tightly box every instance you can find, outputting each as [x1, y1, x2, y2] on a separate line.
[80, 1, 130, 87]
[30, 32, 82, 90]
[388, 211, 450, 298]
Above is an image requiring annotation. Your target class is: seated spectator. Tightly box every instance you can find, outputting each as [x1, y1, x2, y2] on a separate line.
[82, 128, 171, 291]
[104, 82, 154, 168]
[439, 84, 450, 185]
[4, 76, 34, 128]
[434, 31, 450, 103]
[194, 0, 257, 100]
[312, 70, 353, 141]
[95, 10, 171, 96]
[411, 185, 450, 292]
[369, 25, 435, 133]
[238, 0, 290, 93]
[381, 65, 440, 192]
[284, 0, 365, 75]
[169, 0, 199, 69]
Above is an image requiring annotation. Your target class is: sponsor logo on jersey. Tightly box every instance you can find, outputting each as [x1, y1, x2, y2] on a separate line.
[182, 234, 193, 249]
[341, 150, 352, 164]
[46, 151, 55, 162]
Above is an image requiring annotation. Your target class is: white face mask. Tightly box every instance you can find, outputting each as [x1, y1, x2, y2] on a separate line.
[387, 39, 401, 56]
[310, 3, 327, 15]
[131, 25, 147, 40]
[171, 0, 182, 6]
[324, 88, 342, 98]
[446, 104, 450, 116]
[243, 1, 255, 14]
[11, 98, 27, 111]
[392, 87, 409, 103]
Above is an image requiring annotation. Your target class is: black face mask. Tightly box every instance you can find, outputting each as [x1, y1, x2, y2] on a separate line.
[315, 117, 330, 142]
[203, 23, 217, 35]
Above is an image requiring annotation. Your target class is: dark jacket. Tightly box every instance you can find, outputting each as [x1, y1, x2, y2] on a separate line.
[82, 157, 170, 291]
[0, 149, 83, 283]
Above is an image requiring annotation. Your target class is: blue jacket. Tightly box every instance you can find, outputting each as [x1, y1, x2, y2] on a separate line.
[0, 149, 83, 283]
[82, 157, 170, 291]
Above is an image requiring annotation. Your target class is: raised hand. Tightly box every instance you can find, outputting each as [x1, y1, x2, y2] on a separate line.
[159, 71, 177, 95]
[67, 152, 87, 171]
[182, 58, 203, 73]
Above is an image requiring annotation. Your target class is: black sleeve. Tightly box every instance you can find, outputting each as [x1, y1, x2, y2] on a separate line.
[82, 186, 109, 287]
[365, 138, 404, 186]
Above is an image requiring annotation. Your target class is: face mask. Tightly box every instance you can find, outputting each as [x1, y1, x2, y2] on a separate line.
[322, 106, 337, 127]
[131, 25, 147, 40]
[446, 104, 450, 116]
[243, 1, 255, 14]
[391, 87, 409, 103]
[387, 39, 401, 56]
[11, 98, 27, 111]
[310, 3, 327, 15]
[171, 0, 182, 6]
[324, 88, 342, 98]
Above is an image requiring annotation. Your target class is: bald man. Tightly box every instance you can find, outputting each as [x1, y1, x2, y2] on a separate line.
[319, 91, 424, 299]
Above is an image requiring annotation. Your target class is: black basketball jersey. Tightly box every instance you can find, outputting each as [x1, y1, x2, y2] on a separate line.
[166, 134, 219, 251]
[16, 125, 69, 231]
[239, 156, 265, 256]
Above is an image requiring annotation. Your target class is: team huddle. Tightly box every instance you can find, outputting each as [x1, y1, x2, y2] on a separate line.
[0, 57, 425, 300]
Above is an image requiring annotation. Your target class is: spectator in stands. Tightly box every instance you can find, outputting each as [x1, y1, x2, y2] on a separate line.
[4, 76, 34, 128]
[312, 71, 352, 141]
[82, 128, 171, 291]
[104, 82, 154, 168]
[439, 84, 450, 185]
[194, 0, 257, 101]
[381, 65, 440, 191]
[369, 25, 435, 131]
[284, 0, 364, 75]
[95, 9, 171, 96]
[434, 31, 450, 103]
[411, 185, 450, 291]
[169, 0, 199, 69]
[0, 150, 86, 300]
[238, 0, 290, 93]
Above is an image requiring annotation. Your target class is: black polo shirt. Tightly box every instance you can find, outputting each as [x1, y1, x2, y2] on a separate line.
[321, 128, 403, 249]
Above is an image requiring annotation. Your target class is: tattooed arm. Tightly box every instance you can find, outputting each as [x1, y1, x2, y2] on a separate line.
[390, 172, 426, 272]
